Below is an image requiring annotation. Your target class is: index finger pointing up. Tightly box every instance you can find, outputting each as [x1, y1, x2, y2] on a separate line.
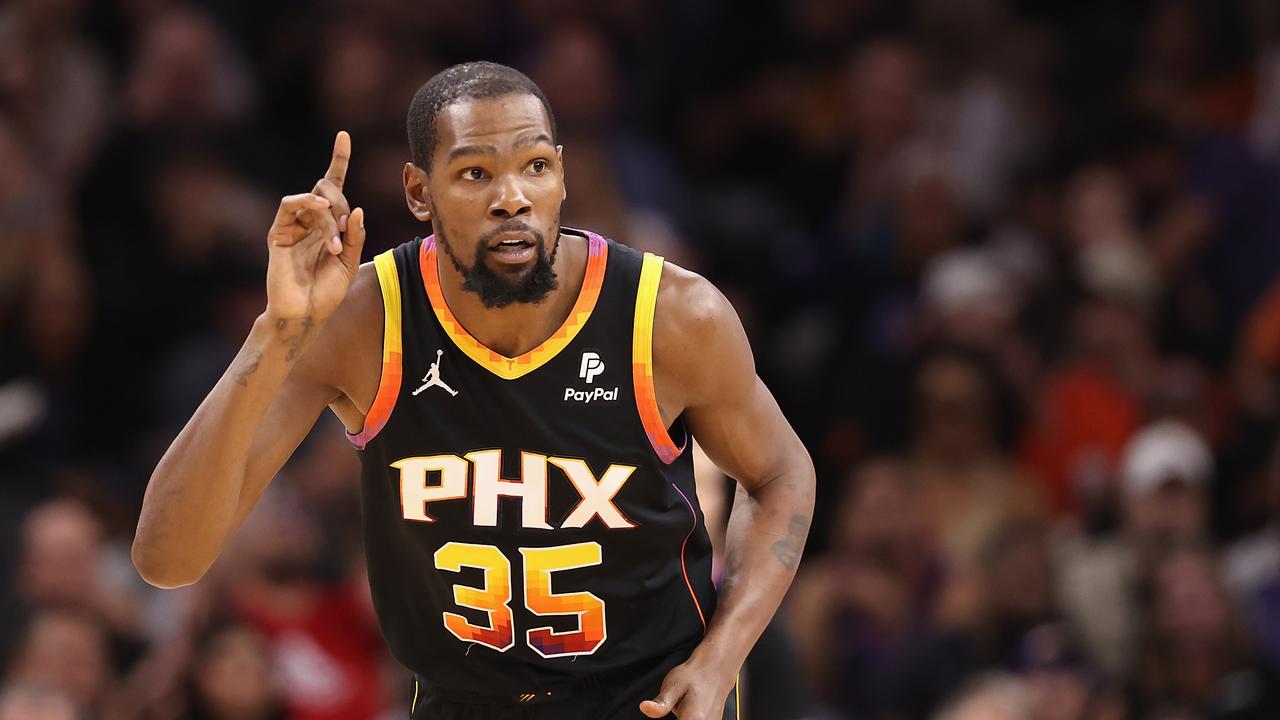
[324, 130, 351, 188]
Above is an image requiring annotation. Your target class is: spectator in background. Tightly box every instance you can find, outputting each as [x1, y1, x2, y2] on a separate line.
[1057, 419, 1214, 678]
[915, 241, 1045, 425]
[1016, 624, 1128, 720]
[828, 161, 988, 472]
[893, 150, 968, 292]
[914, 0, 1046, 221]
[12, 499, 146, 676]
[1225, 438, 1280, 597]
[122, 6, 255, 135]
[313, 20, 399, 141]
[885, 520, 1066, 719]
[839, 38, 923, 248]
[307, 13, 436, 254]
[1226, 438, 1280, 667]
[16, 500, 105, 610]
[1237, 278, 1280, 420]
[1248, 0, 1280, 158]
[934, 658, 1121, 720]
[0, 683, 78, 720]
[0, 0, 109, 187]
[7, 235, 92, 471]
[932, 673, 1030, 720]
[280, 418, 366, 576]
[918, 246, 1021, 360]
[183, 620, 286, 720]
[908, 348, 1043, 581]
[1132, 545, 1280, 719]
[147, 251, 271, 464]
[0, 184, 90, 481]
[1125, 114, 1280, 355]
[145, 150, 271, 276]
[1018, 164, 1156, 520]
[788, 457, 944, 716]
[1219, 272, 1280, 543]
[224, 484, 388, 720]
[0, 118, 35, 311]
[4, 607, 113, 717]
[72, 4, 268, 470]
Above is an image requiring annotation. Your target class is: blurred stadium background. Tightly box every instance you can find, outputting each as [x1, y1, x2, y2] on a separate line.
[2, 0, 1280, 718]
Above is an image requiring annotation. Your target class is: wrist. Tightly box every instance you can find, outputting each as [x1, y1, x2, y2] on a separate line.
[258, 310, 324, 335]
[688, 635, 744, 676]
[252, 311, 325, 361]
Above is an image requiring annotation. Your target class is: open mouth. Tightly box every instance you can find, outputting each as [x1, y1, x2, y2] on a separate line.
[488, 234, 537, 265]
[492, 238, 533, 249]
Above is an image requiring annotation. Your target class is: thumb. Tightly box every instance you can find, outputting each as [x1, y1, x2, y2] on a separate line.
[639, 674, 683, 718]
[638, 698, 671, 718]
[340, 207, 366, 268]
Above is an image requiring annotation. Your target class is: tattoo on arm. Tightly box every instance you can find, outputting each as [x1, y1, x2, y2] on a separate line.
[770, 513, 811, 572]
[233, 351, 262, 386]
[283, 316, 316, 361]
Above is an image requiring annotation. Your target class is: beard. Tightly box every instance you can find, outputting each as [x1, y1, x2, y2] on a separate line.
[433, 211, 560, 309]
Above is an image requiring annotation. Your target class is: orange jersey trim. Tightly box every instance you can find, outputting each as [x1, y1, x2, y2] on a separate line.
[670, 480, 707, 630]
[348, 251, 403, 449]
[419, 234, 607, 380]
[632, 253, 684, 464]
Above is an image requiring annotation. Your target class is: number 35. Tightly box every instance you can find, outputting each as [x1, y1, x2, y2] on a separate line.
[433, 541, 607, 658]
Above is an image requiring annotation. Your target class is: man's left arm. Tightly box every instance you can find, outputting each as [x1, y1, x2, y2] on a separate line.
[640, 267, 816, 719]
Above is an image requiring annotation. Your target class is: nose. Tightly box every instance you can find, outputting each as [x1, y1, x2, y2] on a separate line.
[489, 176, 532, 219]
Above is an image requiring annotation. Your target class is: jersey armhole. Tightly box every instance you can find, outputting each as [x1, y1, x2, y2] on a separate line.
[347, 250, 403, 450]
[632, 252, 687, 464]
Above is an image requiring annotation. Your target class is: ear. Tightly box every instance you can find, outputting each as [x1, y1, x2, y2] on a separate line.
[556, 145, 566, 202]
[403, 162, 433, 222]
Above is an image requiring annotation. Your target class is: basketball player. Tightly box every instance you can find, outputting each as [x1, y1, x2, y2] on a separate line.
[133, 62, 815, 719]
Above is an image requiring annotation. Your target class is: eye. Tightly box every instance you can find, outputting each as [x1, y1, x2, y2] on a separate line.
[528, 159, 549, 174]
[461, 168, 487, 181]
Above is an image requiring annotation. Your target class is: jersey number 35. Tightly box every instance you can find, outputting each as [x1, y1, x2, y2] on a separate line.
[434, 541, 606, 658]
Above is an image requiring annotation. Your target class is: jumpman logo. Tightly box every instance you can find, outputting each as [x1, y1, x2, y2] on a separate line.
[413, 349, 459, 397]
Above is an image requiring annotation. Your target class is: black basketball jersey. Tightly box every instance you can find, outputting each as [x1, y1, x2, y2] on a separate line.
[346, 228, 716, 699]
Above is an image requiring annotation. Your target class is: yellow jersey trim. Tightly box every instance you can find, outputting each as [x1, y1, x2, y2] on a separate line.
[632, 253, 684, 463]
[347, 251, 403, 449]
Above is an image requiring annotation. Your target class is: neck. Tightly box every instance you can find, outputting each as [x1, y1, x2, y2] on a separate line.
[438, 232, 586, 358]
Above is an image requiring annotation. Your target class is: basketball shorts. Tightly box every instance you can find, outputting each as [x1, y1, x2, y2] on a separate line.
[408, 644, 740, 719]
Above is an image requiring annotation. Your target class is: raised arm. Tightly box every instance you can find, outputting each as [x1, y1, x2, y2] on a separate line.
[132, 132, 375, 589]
[640, 265, 816, 719]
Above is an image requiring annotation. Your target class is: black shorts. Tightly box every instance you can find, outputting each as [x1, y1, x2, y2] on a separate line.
[408, 649, 740, 719]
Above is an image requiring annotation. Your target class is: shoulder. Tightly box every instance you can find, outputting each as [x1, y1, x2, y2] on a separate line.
[342, 260, 385, 322]
[321, 260, 383, 341]
[652, 261, 742, 348]
[295, 261, 383, 398]
[651, 260, 754, 408]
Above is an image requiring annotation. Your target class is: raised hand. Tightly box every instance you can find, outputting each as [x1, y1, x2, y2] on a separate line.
[265, 130, 366, 322]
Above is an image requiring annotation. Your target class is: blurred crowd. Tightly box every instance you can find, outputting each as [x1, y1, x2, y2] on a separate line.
[1, 0, 1279, 718]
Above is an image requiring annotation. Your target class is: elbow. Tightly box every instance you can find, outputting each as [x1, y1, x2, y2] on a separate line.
[792, 441, 817, 506]
[131, 536, 205, 589]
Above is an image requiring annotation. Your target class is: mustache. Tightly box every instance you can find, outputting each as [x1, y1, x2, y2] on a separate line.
[478, 221, 545, 247]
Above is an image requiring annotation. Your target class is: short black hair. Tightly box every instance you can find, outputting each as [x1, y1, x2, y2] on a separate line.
[406, 61, 557, 171]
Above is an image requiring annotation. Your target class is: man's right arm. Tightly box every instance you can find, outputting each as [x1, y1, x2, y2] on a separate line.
[133, 132, 373, 588]
[133, 311, 337, 588]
